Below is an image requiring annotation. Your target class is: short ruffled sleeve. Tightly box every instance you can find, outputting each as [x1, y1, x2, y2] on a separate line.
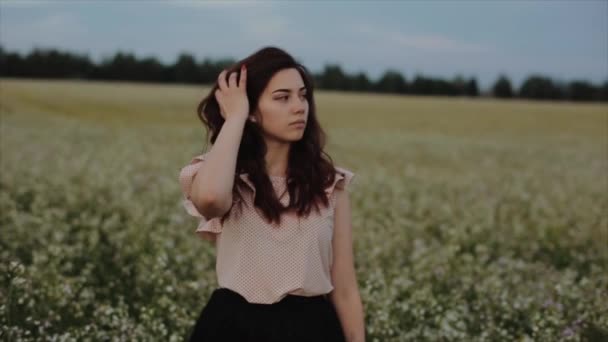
[325, 167, 356, 207]
[178, 152, 223, 242]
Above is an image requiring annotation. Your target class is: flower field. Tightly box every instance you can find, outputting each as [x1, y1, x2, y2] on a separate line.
[1, 78, 606, 341]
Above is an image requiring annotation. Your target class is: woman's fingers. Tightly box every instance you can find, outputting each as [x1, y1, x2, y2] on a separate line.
[214, 66, 249, 121]
[228, 71, 238, 88]
[214, 89, 226, 118]
[217, 69, 228, 91]
[239, 65, 246, 89]
[219, 66, 246, 90]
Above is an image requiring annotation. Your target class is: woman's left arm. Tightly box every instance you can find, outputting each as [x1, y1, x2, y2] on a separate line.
[329, 187, 366, 342]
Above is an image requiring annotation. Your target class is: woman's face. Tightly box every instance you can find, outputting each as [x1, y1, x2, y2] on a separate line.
[253, 68, 309, 143]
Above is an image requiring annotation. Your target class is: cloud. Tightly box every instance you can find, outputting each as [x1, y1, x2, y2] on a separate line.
[1, 11, 88, 52]
[355, 24, 495, 54]
[165, 0, 262, 9]
[164, 0, 286, 42]
[241, 12, 288, 42]
[0, 0, 50, 8]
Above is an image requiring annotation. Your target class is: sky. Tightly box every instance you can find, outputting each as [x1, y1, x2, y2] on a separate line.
[1, 0, 606, 90]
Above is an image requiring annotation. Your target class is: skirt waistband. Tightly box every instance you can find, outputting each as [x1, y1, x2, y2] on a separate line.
[213, 287, 329, 307]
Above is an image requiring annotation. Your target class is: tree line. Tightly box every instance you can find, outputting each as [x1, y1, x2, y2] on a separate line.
[1, 45, 606, 102]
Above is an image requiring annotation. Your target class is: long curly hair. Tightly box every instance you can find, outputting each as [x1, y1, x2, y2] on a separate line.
[196, 46, 340, 226]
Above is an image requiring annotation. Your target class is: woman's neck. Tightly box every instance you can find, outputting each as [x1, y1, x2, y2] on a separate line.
[264, 139, 291, 177]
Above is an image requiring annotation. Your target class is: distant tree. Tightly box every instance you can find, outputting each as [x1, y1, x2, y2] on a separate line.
[519, 75, 565, 100]
[599, 80, 608, 101]
[0, 46, 25, 77]
[410, 74, 434, 95]
[19, 48, 92, 79]
[466, 78, 479, 96]
[452, 75, 467, 96]
[567, 80, 596, 101]
[173, 53, 199, 83]
[97, 52, 139, 80]
[318, 64, 349, 90]
[435, 78, 458, 95]
[374, 70, 407, 94]
[492, 75, 514, 98]
[198, 58, 222, 84]
[1, 45, 606, 103]
[352, 72, 372, 92]
[138, 56, 165, 82]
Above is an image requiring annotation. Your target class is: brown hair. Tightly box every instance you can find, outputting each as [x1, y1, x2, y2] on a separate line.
[196, 46, 339, 225]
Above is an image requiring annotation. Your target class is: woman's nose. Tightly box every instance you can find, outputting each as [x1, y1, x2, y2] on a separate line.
[292, 97, 306, 113]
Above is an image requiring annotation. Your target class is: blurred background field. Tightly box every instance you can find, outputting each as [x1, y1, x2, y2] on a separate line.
[1, 78, 606, 341]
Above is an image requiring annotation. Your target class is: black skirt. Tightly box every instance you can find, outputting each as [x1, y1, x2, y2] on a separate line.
[188, 287, 347, 342]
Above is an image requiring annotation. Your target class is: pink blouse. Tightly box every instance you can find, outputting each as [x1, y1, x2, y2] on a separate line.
[178, 152, 355, 304]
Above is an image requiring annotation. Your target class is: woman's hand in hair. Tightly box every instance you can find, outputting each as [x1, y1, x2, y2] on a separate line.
[215, 65, 249, 121]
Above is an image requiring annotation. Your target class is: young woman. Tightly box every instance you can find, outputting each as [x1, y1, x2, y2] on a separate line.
[179, 46, 366, 342]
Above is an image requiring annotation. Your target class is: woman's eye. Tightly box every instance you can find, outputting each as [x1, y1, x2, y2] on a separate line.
[276, 94, 306, 101]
